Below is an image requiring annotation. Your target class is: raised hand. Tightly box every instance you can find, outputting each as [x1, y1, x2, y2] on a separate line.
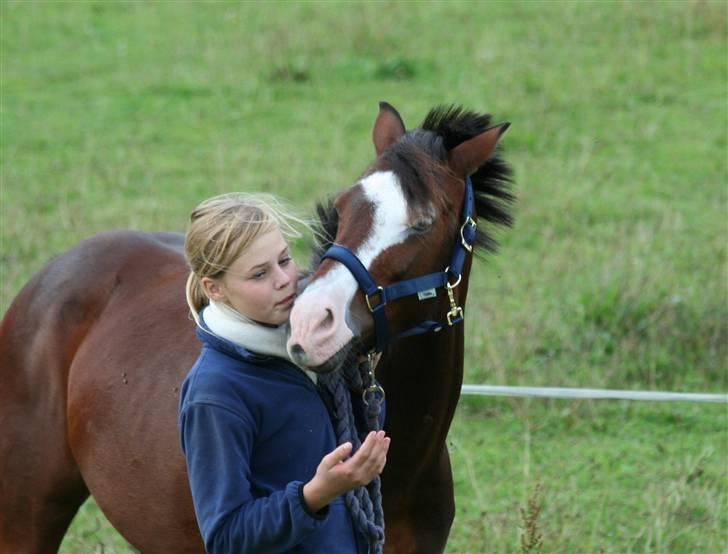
[302, 431, 390, 513]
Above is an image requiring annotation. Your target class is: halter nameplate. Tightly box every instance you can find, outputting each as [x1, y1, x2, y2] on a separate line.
[321, 175, 476, 353]
[417, 289, 437, 300]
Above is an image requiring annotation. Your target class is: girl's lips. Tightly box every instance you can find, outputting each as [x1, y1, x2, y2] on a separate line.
[276, 294, 295, 307]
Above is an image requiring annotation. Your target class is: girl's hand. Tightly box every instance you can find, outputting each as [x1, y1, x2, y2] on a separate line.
[302, 431, 390, 513]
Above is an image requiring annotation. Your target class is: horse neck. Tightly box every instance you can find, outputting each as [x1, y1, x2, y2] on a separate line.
[383, 329, 463, 436]
[378, 268, 471, 456]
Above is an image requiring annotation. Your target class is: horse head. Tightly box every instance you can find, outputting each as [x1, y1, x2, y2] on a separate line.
[287, 102, 514, 373]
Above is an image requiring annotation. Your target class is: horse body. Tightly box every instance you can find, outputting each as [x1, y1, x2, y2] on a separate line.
[65, 231, 203, 553]
[0, 230, 203, 553]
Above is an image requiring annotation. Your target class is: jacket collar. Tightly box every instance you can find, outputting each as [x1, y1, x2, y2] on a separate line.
[195, 320, 279, 364]
[195, 318, 319, 385]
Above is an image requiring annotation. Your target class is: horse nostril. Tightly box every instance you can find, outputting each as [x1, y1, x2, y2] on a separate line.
[322, 309, 334, 330]
[291, 344, 305, 356]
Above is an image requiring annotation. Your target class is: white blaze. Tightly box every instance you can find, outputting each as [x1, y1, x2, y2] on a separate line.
[304, 170, 409, 301]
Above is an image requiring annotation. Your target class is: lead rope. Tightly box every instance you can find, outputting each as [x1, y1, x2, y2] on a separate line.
[318, 356, 385, 554]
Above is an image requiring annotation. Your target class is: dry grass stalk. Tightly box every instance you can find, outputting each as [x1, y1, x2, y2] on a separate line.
[519, 481, 544, 554]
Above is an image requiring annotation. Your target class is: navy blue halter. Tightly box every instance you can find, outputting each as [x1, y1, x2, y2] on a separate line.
[321, 175, 477, 354]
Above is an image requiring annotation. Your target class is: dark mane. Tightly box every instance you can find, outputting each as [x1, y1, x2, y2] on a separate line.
[312, 198, 338, 266]
[420, 105, 515, 254]
[312, 104, 515, 264]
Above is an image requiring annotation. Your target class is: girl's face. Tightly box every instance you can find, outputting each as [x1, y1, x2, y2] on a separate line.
[204, 227, 298, 326]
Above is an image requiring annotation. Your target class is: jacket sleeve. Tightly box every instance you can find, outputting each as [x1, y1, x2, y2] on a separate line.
[180, 401, 328, 554]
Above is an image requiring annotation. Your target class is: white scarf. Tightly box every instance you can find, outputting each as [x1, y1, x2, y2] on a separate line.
[201, 300, 317, 384]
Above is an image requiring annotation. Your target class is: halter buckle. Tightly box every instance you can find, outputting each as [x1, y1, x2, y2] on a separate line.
[446, 306, 464, 326]
[365, 286, 386, 312]
[460, 217, 477, 253]
[445, 279, 463, 326]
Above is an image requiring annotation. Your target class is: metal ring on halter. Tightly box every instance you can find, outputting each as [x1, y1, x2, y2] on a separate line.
[444, 266, 462, 289]
[460, 217, 477, 253]
[363, 382, 386, 408]
[365, 286, 385, 312]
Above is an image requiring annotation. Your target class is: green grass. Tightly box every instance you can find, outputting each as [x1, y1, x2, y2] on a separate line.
[2, 0, 726, 552]
[449, 398, 726, 553]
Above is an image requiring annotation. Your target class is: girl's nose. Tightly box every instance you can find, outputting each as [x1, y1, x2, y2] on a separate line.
[274, 265, 292, 289]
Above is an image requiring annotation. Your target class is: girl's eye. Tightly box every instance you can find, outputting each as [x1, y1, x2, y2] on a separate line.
[252, 270, 266, 280]
[279, 256, 292, 266]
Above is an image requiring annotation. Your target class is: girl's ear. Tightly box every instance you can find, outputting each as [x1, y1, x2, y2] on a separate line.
[201, 277, 226, 302]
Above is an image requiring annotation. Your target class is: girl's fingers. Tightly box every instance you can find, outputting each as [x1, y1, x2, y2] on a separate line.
[323, 442, 352, 469]
[352, 433, 389, 471]
[376, 455, 387, 474]
[372, 437, 390, 470]
[354, 431, 377, 459]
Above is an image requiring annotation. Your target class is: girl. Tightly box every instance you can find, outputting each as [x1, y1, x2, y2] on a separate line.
[179, 193, 390, 553]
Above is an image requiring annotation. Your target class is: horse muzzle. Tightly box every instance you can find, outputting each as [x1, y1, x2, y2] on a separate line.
[287, 285, 357, 371]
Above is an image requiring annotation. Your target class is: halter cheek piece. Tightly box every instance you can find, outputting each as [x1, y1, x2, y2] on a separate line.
[321, 175, 476, 355]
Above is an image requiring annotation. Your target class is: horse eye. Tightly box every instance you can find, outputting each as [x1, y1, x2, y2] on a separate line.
[411, 219, 432, 234]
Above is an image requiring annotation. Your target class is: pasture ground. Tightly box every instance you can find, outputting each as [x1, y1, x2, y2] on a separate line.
[2, 1, 726, 553]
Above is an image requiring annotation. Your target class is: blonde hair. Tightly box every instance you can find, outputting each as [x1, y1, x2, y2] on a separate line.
[184, 193, 308, 324]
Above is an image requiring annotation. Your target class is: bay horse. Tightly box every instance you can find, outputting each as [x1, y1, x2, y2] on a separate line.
[288, 103, 513, 553]
[0, 102, 513, 554]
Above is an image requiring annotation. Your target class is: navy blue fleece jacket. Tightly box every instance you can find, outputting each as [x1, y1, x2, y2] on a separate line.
[179, 327, 366, 554]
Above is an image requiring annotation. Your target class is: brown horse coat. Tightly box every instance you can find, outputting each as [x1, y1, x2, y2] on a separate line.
[1, 231, 203, 553]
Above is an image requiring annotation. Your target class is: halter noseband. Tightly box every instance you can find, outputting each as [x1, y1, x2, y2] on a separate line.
[321, 175, 476, 354]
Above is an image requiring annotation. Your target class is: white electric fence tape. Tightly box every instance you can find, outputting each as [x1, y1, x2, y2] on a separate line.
[460, 385, 728, 403]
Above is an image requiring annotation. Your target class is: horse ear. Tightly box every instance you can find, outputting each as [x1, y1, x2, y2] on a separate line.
[372, 101, 406, 156]
[447, 122, 510, 178]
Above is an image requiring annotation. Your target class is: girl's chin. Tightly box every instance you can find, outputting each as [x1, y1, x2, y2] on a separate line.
[269, 309, 292, 327]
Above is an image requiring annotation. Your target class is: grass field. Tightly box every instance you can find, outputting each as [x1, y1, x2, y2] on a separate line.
[2, 1, 726, 553]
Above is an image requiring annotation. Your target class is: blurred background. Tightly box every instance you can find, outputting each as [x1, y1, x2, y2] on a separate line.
[2, 1, 726, 552]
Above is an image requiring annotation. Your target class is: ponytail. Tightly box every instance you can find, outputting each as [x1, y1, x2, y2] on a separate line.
[185, 272, 208, 325]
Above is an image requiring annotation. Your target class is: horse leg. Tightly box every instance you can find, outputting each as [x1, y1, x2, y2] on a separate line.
[0, 285, 90, 553]
[0, 410, 88, 554]
[384, 448, 455, 554]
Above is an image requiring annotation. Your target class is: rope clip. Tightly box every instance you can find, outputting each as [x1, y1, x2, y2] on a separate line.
[362, 352, 385, 407]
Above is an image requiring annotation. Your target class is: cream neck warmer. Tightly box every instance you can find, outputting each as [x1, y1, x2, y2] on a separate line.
[201, 300, 317, 384]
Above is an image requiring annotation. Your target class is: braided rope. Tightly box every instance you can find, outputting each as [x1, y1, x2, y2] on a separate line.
[319, 358, 385, 553]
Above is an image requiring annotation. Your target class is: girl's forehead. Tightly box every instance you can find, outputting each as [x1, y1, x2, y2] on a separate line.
[229, 227, 287, 271]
